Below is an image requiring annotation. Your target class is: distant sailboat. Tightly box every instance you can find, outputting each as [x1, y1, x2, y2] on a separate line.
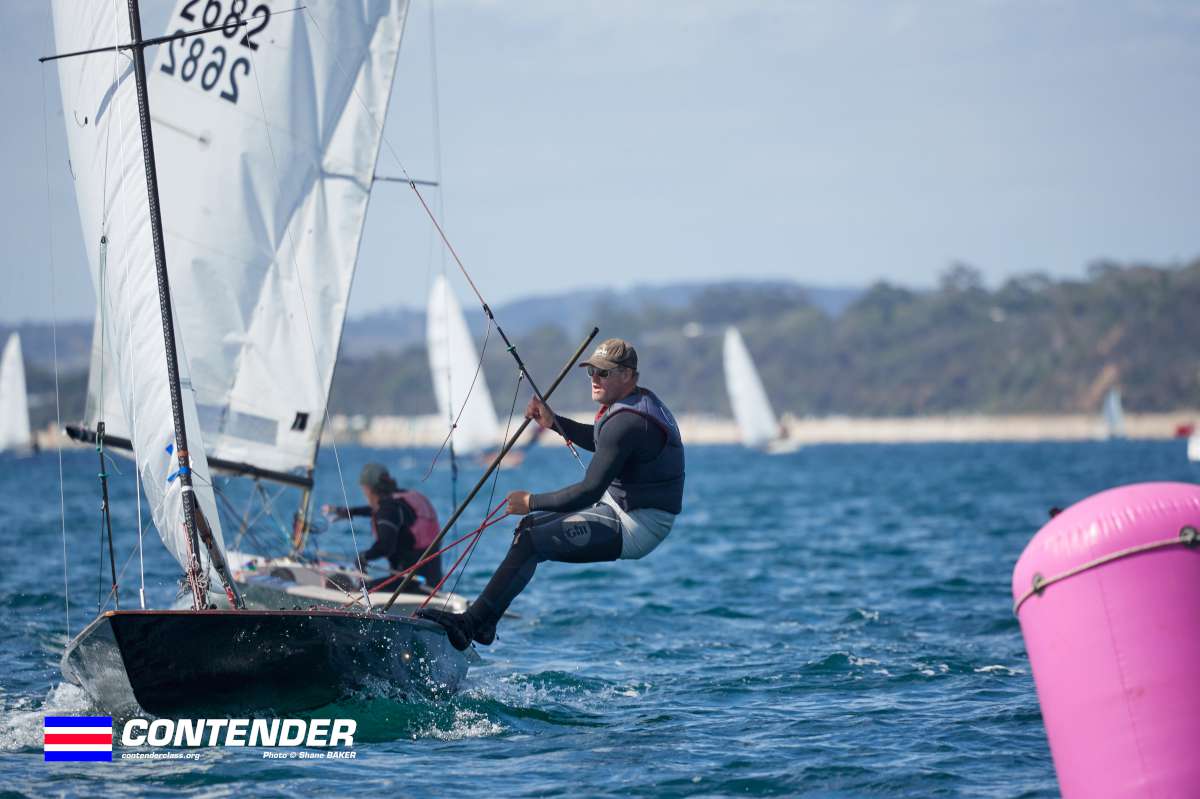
[0, 333, 33, 454]
[722, 326, 800, 454]
[427, 274, 502, 456]
[1102, 387, 1125, 440]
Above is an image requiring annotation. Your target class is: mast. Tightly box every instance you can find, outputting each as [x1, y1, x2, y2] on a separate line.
[124, 0, 243, 610]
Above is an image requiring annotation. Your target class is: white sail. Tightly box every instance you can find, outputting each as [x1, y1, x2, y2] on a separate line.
[53, 0, 225, 572]
[723, 326, 779, 449]
[427, 274, 501, 455]
[84, 1, 410, 479]
[1103, 387, 1125, 439]
[0, 334, 33, 453]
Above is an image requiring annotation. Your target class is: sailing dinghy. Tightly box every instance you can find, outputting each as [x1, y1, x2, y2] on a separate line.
[64, 0, 464, 615]
[722, 326, 800, 454]
[51, 0, 466, 717]
[0, 333, 33, 455]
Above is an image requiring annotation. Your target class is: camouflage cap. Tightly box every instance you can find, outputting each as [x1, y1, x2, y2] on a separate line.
[579, 338, 638, 371]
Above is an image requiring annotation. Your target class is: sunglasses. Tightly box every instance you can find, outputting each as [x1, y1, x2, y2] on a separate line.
[587, 366, 624, 379]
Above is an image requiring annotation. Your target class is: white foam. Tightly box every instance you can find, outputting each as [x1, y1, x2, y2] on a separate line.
[847, 655, 880, 667]
[974, 664, 1024, 676]
[0, 682, 92, 752]
[422, 709, 504, 741]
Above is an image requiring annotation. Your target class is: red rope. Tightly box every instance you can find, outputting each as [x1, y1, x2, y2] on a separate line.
[340, 499, 510, 608]
[415, 502, 511, 613]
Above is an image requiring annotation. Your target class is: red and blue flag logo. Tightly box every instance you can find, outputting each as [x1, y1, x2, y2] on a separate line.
[43, 716, 113, 762]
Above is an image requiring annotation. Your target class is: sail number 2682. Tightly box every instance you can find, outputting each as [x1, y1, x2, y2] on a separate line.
[159, 0, 272, 105]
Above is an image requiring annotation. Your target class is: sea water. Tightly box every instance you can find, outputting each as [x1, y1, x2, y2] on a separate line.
[0, 439, 1193, 797]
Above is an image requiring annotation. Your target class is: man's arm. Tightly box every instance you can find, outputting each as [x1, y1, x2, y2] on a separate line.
[357, 504, 415, 568]
[551, 414, 596, 452]
[526, 396, 596, 452]
[528, 412, 644, 512]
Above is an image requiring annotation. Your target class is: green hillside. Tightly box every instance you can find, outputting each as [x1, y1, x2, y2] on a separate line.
[329, 259, 1200, 418]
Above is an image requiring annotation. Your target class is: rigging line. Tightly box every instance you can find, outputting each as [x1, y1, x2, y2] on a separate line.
[137, 454, 144, 608]
[95, 2, 124, 430]
[214, 485, 271, 556]
[306, 9, 588, 498]
[422, 317, 494, 481]
[255, 480, 296, 544]
[96, 515, 162, 613]
[244, 44, 369, 604]
[439, 370, 525, 610]
[40, 39, 70, 641]
[339, 499, 509, 609]
[426, 0, 458, 523]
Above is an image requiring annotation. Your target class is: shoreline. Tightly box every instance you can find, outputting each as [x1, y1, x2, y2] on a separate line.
[38, 410, 1200, 451]
[320, 411, 1200, 447]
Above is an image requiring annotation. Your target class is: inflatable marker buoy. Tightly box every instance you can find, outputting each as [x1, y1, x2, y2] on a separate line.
[1012, 482, 1200, 798]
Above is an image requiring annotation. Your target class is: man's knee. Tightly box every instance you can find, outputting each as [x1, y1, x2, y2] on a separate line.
[510, 519, 541, 560]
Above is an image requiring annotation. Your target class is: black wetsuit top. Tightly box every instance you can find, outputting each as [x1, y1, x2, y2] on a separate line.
[530, 412, 674, 513]
[343, 496, 441, 585]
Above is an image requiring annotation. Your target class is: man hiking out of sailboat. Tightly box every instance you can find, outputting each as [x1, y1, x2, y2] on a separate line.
[419, 338, 685, 650]
[322, 464, 443, 590]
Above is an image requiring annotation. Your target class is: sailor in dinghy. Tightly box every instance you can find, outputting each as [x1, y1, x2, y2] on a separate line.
[323, 463, 444, 591]
[419, 338, 685, 650]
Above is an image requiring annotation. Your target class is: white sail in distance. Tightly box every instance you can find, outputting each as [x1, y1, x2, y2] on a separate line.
[52, 0, 226, 572]
[723, 326, 780, 449]
[0, 334, 33, 453]
[84, 0, 410, 479]
[427, 274, 501, 455]
[1103, 387, 1125, 439]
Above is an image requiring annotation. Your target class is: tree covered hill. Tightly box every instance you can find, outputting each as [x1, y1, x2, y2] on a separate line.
[13, 260, 1200, 429]
[329, 259, 1200, 418]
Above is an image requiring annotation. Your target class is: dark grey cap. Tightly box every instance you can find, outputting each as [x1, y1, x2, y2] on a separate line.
[359, 462, 389, 490]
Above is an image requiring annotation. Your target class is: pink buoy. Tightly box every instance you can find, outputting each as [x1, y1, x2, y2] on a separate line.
[1013, 482, 1200, 798]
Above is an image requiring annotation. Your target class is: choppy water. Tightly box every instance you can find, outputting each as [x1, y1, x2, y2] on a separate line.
[1, 438, 1196, 796]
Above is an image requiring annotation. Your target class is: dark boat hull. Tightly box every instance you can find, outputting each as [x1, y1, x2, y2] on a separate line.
[62, 609, 468, 717]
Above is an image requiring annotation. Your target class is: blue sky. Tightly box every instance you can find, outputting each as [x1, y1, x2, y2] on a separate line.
[4, 0, 1199, 323]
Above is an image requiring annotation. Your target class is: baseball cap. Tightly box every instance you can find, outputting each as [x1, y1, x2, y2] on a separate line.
[579, 338, 638, 371]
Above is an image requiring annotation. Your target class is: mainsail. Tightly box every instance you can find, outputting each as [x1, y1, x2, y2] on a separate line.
[52, 0, 225, 571]
[427, 274, 501, 455]
[0, 333, 33, 453]
[83, 0, 410, 480]
[723, 326, 779, 449]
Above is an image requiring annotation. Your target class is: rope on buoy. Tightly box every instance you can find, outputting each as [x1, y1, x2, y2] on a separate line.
[1013, 526, 1200, 615]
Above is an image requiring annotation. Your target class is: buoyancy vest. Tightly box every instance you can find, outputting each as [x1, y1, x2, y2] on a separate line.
[593, 387, 685, 514]
[393, 490, 440, 549]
